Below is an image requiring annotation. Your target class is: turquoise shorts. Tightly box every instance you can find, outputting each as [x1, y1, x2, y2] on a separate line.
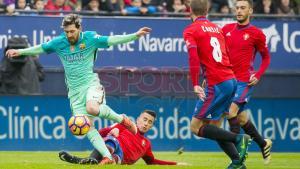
[69, 77, 106, 117]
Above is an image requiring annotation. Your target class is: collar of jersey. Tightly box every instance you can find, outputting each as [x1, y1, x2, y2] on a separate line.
[236, 23, 251, 30]
[195, 16, 208, 22]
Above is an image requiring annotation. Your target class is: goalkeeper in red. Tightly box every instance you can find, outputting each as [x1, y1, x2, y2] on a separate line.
[222, 0, 272, 165]
[59, 110, 186, 165]
[6, 14, 151, 165]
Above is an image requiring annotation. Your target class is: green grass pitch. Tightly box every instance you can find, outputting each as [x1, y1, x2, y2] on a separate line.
[0, 151, 299, 169]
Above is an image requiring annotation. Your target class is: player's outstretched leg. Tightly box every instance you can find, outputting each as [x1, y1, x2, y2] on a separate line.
[79, 157, 99, 165]
[59, 151, 98, 165]
[235, 134, 252, 163]
[90, 144, 122, 164]
[98, 105, 137, 134]
[87, 87, 137, 134]
[59, 151, 79, 164]
[86, 128, 114, 162]
[261, 139, 272, 165]
[89, 149, 103, 161]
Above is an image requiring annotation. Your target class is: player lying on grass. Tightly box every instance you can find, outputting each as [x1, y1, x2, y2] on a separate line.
[59, 110, 187, 165]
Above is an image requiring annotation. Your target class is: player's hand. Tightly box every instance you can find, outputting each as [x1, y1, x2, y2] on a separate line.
[136, 27, 152, 37]
[248, 74, 259, 86]
[108, 128, 120, 137]
[201, 79, 206, 88]
[177, 162, 190, 166]
[6, 49, 20, 58]
[194, 85, 206, 101]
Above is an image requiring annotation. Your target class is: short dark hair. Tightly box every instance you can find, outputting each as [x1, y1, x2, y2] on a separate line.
[61, 14, 82, 29]
[236, 0, 253, 8]
[142, 110, 156, 119]
[190, 0, 208, 16]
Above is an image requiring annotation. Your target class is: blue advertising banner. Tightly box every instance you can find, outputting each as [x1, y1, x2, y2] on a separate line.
[0, 16, 300, 70]
[0, 96, 299, 152]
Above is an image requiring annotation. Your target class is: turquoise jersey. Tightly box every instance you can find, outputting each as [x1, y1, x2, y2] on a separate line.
[42, 31, 109, 97]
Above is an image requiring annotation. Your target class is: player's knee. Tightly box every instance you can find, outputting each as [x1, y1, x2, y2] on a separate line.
[190, 122, 200, 135]
[190, 126, 198, 135]
[86, 106, 99, 116]
[237, 115, 248, 126]
[227, 105, 239, 118]
[227, 111, 237, 119]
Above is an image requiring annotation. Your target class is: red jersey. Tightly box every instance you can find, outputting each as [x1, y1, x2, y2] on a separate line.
[183, 16, 235, 86]
[222, 23, 271, 82]
[99, 124, 176, 165]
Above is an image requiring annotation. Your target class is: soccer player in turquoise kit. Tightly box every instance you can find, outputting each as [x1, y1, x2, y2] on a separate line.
[6, 14, 151, 165]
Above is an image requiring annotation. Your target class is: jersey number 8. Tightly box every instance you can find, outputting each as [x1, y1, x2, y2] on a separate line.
[210, 37, 222, 62]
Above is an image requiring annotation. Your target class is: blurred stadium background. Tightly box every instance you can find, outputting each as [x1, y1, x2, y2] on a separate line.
[0, 0, 300, 168]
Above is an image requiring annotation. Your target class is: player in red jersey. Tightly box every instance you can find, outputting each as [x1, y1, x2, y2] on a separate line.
[59, 110, 186, 165]
[222, 0, 272, 165]
[183, 0, 251, 168]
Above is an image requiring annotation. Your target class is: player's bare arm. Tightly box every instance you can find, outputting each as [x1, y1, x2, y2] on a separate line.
[107, 27, 151, 46]
[6, 45, 45, 58]
[177, 162, 190, 166]
[135, 27, 152, 37]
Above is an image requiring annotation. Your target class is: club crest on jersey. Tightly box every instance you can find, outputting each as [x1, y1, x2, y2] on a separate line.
[243, 33, 250, 40]
[79, 43, 86, 50]
[226, 32, 231, 36]
[142, 140, 146, 147]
